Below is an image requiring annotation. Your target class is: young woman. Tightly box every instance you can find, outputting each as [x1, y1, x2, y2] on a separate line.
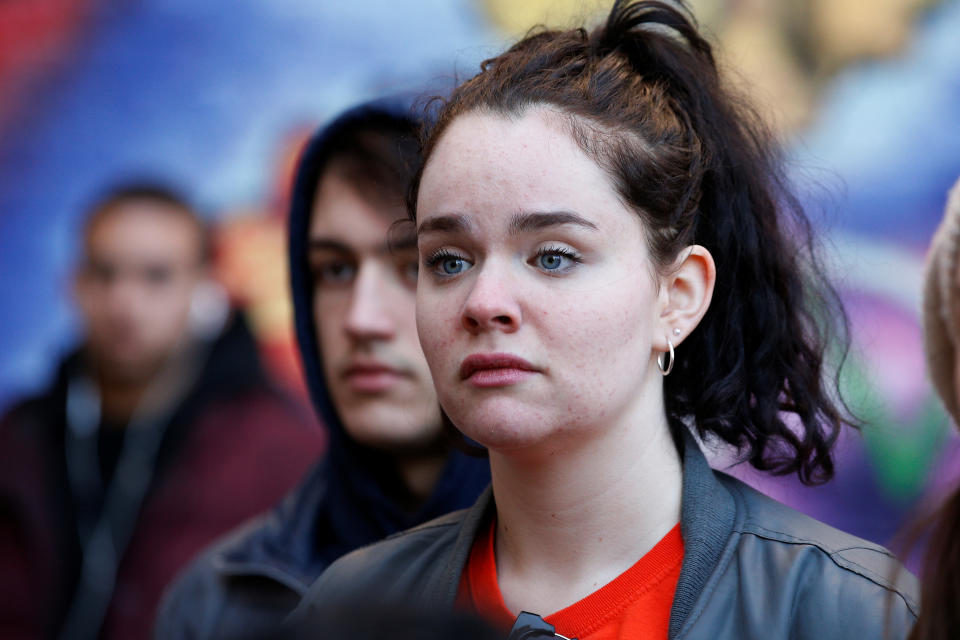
[299, 2, 917, 638]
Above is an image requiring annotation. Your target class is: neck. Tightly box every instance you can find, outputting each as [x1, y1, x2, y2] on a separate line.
[490, 412, 682, 617]
[394, 451, 448, 508]
[97, 380, 149, 425]
[89, 340, 195, 427]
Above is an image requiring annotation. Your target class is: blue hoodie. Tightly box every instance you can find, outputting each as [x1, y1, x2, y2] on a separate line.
[155, 99, 491, 639]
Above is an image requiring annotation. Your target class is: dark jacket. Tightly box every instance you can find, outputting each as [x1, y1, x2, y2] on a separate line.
[298, 429, 919, 640]
[155, 100, 491, 639]
[0, 314, 322, 640]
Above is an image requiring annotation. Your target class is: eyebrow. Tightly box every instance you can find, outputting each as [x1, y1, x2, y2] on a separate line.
[416, 210, 598, 237]
[416, 214, 472, 237]
[309, 237, 417, 257]
[386, 223, 418, 252]
[509, 210, 598, 234]
[309, 239, 353, 253]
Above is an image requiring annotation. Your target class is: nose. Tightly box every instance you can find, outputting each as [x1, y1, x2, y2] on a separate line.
[344, 263, 397, 341]
[460, 264, 522, 335]
[103, 272, 143, 316]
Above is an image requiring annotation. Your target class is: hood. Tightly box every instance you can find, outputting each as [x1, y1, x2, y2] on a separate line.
[287, 97, 490, 566]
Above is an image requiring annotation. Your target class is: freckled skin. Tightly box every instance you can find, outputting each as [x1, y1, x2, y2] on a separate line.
[415, 108, 668, 455]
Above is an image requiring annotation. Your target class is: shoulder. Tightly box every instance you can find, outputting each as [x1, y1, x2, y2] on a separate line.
[713, 474, 918, 636]
[300, 507, 471, 610]
[155, 547, 223, 639]
[169, 395, 322, 504]
[155, 518, 263, 639]
[726, 474, 914, 593]
[156, 514, 298, 639]
[198, 380, 316, 432]
[191, 386, 322, 463]
[0, 394, 61, 478]
[1, 358, 72, 437]
[315, 507, 468, 585]
[0, 392, 55, 434]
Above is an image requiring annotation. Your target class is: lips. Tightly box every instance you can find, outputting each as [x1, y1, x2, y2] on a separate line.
[341, 361, 405, 394]
[459, 353, 539, 388]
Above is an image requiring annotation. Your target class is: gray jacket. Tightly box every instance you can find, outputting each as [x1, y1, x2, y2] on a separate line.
[298, 431, 918, 639]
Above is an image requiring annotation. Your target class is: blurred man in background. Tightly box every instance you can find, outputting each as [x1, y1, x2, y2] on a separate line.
[156, 100, 490, 639]
[0, 184, 323, 640]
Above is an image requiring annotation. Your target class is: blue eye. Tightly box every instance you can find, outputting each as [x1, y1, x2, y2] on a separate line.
[538, 253, 567, 270]
[533, 246, 581, 273]
[425, 249, 473, 277]
[442, 257, 467, 274]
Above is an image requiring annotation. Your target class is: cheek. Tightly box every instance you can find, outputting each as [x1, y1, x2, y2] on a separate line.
[416, 293, 460, 376]
[570, 277, 652, 338]
[156, 283, 194, 319]
[386, 286, 420, 340]
[145, 301, 191, 345]
[415, 301, 442, 366]
[314, 295, 345, 360]
[551, 284, 655, 390]
[395, 299, 434, 375]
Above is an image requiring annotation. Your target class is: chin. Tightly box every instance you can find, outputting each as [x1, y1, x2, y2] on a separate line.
[341, 406, 444, 452]
[444, 404, 558, 452]
[101, 353, 165, 385]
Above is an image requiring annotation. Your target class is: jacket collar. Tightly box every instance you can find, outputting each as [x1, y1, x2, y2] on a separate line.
[430, 429, 736, 637]
[423, 484, 495, 607]
[669, 428, 736, 638]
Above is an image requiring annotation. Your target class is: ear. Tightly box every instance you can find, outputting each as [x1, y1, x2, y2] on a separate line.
[654, 245, 715, 351]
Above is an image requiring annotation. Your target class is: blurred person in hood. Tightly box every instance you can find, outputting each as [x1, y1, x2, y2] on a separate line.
[155, 99, 490, 639]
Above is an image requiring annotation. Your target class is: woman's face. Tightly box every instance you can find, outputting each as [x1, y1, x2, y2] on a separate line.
[415, 107, 668, 452]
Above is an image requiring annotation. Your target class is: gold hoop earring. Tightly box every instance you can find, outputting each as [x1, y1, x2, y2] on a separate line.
[657, 337, 675, 376]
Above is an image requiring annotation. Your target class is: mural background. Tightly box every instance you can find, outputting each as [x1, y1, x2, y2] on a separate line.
[1, 0, 958, 567]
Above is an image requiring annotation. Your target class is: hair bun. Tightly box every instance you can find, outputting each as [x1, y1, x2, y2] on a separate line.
[595, 1, 713, 65]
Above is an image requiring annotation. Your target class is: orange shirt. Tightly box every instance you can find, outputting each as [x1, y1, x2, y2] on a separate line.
[457, 520, 683, 640]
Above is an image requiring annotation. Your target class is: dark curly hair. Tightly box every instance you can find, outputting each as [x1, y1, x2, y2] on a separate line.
[408, 0, 855, 484]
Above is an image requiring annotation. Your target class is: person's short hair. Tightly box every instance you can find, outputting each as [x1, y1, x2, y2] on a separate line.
[82, 181, 210, 265]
